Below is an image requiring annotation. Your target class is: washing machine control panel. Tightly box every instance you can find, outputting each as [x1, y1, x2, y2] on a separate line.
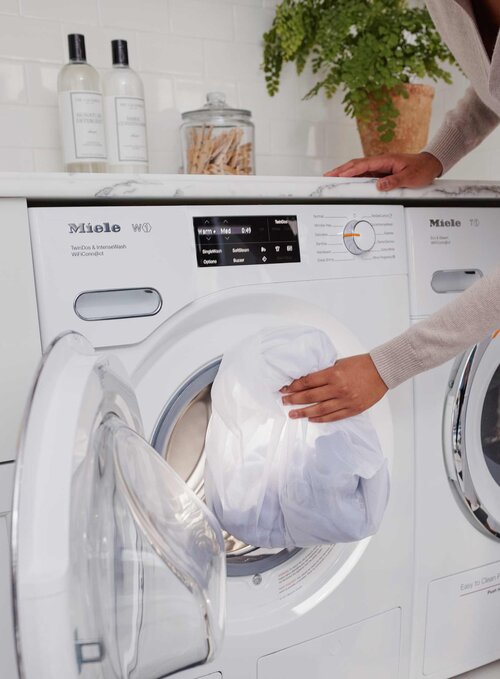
[193, 214, 301, 267]
[28, 203, 406, 349]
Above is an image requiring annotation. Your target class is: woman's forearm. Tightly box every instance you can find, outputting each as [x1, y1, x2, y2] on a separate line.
[370, 268, 500, 389]
[424, 86, 500, 174]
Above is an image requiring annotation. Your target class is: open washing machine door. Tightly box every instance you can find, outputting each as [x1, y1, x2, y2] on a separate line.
[12, 332, 225, 679]
[444, 331, 500, 539]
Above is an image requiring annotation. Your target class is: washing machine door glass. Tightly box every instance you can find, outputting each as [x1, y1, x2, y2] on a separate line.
[12, 333, 225, 679]
[445, 333, 500, 538]
[481, 363, 500, 485]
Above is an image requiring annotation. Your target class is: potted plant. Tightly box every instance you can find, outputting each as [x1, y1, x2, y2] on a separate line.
[262, 0, 456, 156]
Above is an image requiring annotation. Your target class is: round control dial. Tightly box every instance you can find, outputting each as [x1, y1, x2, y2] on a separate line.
[343, 219, 376, 255]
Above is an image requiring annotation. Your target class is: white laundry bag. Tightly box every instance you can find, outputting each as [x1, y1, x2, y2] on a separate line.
[204, 326, 390, 549]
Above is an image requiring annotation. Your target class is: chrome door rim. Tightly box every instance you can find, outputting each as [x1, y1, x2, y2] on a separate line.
[445, 337, 500, 539]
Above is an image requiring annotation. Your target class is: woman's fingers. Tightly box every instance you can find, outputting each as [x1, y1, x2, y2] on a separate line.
[282, 384, 335, 406]
[326, 155, 400, 178]
[376, 168, 413, 191]
[280, 366, 333, 394]
[288, 398, 343, 420]
[324, 159, 358, 176]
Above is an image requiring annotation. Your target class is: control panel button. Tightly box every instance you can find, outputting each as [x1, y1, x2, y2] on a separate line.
[343, 219, 376, 255]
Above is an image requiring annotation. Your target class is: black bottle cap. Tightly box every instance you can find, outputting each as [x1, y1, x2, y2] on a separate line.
[111, 39, 129, 66]
[68, 34, 86, 62]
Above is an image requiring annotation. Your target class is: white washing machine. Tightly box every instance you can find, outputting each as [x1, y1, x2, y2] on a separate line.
[1, 201, 414, 679]
[406, 207, 500, 679]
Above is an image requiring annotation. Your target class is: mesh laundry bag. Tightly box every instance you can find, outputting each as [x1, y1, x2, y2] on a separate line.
[204, 326, 390, 549]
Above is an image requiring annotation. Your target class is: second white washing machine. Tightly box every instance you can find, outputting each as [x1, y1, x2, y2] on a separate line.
[406, 207, 500, 679]
[6, 200, 414, 679]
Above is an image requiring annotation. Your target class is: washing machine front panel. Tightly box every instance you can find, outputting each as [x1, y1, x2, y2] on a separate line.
[444, 333, 500, 539]
[126, 279, 412, 679]
[123, 274, 411, 642]
[13, 333, 225, 679]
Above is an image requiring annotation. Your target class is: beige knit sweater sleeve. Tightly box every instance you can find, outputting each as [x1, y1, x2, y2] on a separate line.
[424, 86, 500, 174]
[370, 268, 500, 389]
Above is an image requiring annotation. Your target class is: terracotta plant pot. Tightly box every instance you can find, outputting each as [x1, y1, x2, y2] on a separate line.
[356, 83, 435, 157]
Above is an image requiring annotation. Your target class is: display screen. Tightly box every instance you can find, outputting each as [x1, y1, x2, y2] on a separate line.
[193, 215, 300, 267]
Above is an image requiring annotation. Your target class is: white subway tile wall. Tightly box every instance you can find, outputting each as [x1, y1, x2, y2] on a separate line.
[0, 0, 498, 178]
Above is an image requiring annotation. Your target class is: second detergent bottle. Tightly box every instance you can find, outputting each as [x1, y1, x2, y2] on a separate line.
[103, 39, 149, 173]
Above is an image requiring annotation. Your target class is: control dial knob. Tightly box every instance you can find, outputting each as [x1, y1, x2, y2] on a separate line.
[343, 219, 376, 255]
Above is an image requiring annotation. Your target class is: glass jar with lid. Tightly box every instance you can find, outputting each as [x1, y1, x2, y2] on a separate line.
[180, 92, 255, 175]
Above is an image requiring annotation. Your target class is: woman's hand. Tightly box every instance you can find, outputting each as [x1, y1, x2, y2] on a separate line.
[325, 151, 443, 191]
[280, 354, 388, 422]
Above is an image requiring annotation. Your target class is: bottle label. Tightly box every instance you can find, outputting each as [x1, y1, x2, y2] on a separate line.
[105, 96, 148, 164]
[58, 91, 107, 163]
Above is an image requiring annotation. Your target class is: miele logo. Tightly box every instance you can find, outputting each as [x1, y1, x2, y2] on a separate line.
[68, 222, 121, 234]
[429, 218, 461, 227]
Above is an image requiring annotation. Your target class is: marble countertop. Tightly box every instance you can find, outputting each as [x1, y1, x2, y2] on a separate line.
[1, 172, 500, 201]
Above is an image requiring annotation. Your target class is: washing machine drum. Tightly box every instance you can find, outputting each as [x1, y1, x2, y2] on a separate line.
[153, 326, 390, 557]
[152, 357, 300, 575]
